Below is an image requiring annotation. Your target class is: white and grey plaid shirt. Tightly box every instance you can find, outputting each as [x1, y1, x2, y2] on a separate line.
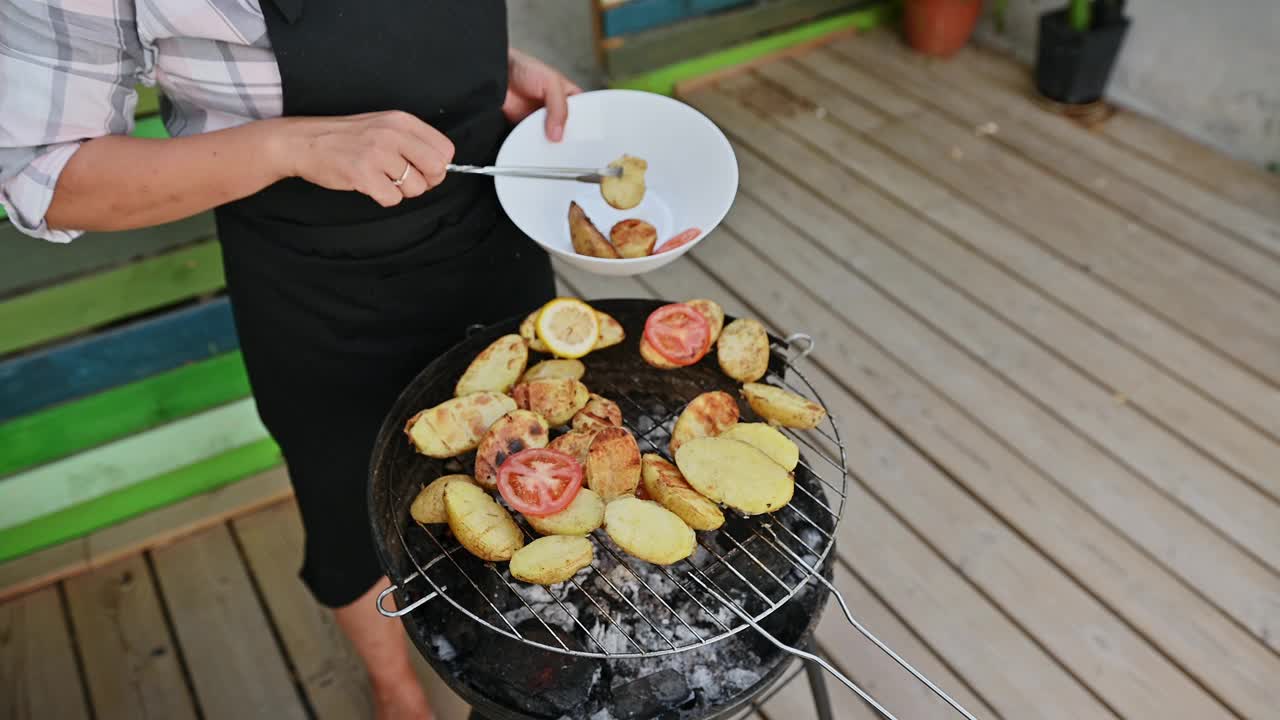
[1, 0, 284, 242]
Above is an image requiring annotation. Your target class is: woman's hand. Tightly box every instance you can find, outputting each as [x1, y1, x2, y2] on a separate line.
[503, 49, 583, 142]
[281, 111, 455, 208]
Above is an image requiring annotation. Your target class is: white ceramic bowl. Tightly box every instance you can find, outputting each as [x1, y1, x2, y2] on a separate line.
[494, 89, 738, 277]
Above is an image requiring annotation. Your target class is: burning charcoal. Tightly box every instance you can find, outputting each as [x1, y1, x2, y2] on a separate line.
[610, 669, 694, 719]
[466, 625, 600, 716]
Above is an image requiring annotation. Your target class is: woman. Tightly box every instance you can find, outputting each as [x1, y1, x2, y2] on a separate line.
[1, 1, 581, 717]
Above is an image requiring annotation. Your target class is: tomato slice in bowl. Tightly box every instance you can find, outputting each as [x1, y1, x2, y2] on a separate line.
[653, 228, 702, 255]
[497, 448, 584, 517]
[644, 303, 712, 366]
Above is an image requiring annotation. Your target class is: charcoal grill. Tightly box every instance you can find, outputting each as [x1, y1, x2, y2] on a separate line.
[368, 299, 978, 720]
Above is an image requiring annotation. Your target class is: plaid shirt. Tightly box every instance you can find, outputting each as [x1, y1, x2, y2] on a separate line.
[0, 0, 283, 242]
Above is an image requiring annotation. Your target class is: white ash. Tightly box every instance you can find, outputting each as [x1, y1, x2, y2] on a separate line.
[502, 578, 585, 634]
[726, 668, 762, 690]
[578, 555, 768, 704]
[798, 528, 824, 551]
[589, 709, 615, 720]
[688, 665, 715, 691]
[430, 634, 458, 662]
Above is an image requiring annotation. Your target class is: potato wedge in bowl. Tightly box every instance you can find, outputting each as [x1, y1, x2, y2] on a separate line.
[610, 219, 657, 258]
[604, 497, 695, 565]
[569, 202, 620, 259]
[444, 482, 525, 561]
[641, 455, 724, 531]
[601, 155, 648, 210]
[676, 437, 794, 515]
[510, 536, 594, 585]
[741, 383, 827, 429]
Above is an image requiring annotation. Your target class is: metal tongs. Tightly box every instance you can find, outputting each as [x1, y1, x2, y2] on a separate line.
[446, 164, 622, 184]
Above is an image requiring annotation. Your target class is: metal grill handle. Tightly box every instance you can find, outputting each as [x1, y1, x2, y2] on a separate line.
[377, 571, 440, 618]
[783, 333, 816, 362]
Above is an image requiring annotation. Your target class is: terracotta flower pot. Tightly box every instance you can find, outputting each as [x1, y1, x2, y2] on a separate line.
[903, 0, 983, 57]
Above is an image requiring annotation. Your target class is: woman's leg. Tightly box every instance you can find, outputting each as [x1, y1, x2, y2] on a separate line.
[335, 577, 434, 720]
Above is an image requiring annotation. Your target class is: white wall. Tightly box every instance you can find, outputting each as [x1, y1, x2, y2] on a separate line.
[973, 0, 1280, 168]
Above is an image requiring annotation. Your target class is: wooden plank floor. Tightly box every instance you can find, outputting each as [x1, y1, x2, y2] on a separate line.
[3, 30, 1279, 720]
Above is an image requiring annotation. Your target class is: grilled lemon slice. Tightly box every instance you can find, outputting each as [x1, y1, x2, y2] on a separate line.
[535, 298, 600, 359]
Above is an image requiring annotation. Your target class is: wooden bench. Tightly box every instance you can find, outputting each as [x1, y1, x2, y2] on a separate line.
[596, 0, 896, 94]
[0, 86, 280, 587]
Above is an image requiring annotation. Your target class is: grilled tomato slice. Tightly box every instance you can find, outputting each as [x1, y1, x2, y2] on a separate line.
[643, 303, 711, 367]
[496, 448, 584, 518]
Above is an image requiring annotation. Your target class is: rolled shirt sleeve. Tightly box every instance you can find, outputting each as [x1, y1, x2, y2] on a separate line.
[0, 0, 147, 242]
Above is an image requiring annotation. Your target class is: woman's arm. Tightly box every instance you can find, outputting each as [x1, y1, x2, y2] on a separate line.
[46, 111, 456, 233]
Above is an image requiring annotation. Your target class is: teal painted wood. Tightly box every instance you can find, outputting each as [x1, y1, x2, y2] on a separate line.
[0, 214, 216, 300]
[603, 0, 751, 37]
[0, 397, 268, 530]
[0, 297, 239, 423]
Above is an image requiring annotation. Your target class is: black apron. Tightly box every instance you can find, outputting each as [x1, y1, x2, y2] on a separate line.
[214, 0, 556, 608]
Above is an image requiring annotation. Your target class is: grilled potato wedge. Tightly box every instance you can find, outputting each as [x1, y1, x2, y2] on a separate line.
[520, 358, 586, 383]
[641, 455, 724, 531]
[741, 383, 827, 429]
[601, 155, 647, 210]
[572, 394, 623, 433]
[717, 318, 770, 383]
[585, 427, 642, 501]
[719, 423, 799, 471]
[669, 390, 739, 455]
[519, 310, 551, 353]
[455, 334, 528, 396]
[474, 410, 550, 490]
[685, 299, 725, 345]
[510, 536, 595, 585]
[525, 488, 605, 536]
[569, 202, 620, 258]
[605, 497, 695, 565]
[410, 474, 476, 524]
[513, 378, 591, 427]
[594, 311, 625, 350]
[444, 482, 524, 561]
[675, 437, 794, 515]
[610, 219, 657, 258]
[548, 429, 596, 465]
[639, 336, 680, 370]
[405, 392, 518, 458]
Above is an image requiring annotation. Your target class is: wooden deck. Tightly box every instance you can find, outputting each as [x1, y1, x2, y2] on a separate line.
[5, 29, 1280, 720]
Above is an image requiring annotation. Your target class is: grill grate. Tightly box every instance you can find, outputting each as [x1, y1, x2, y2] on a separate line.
[375, 316, 980, 720]
[389, 344, 844, 660]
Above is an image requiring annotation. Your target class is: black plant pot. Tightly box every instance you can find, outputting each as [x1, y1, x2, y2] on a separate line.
[1034, 7, 1130, 105]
